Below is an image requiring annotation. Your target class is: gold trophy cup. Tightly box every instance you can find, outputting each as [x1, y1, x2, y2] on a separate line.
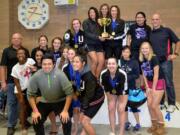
[98, 18, 111, 38]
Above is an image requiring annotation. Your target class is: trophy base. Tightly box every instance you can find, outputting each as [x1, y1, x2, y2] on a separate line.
[101, 33, 109, 38]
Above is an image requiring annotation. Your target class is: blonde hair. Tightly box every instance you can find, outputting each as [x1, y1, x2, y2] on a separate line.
[139, 42, 155, 62]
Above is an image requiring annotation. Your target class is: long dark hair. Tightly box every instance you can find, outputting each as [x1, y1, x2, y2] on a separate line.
[75, 49, 87, 65]
[110, 5, 121, 21]
[99, 3, 110, 18]
[135, 11, 147, 25]
[88, 7, 99, 21]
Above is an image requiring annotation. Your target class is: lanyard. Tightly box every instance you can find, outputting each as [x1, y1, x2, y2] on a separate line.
[68, 63, 74, 81]
[75, 71, 81, 91]
[109, 76, 117, 89]
[111, 20, 116, 32]
[74, 32, 79, 44]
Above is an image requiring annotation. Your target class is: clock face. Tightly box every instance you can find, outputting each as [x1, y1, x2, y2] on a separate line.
[18, 0, 49, 29]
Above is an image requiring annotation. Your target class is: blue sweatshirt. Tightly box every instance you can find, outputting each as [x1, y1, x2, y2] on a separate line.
[119, 58, 140, 89]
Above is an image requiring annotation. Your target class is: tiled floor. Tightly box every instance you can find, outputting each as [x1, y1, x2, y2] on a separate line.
[0, 115, 180, 135]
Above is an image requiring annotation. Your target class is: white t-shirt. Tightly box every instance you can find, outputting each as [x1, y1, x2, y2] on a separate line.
[11, 58, 35, 93]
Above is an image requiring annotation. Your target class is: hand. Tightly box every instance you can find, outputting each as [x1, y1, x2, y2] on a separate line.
[106, 36, 114, 40]
[60, 110, 69, 123]
[97, 19, 102, 26]
[28, 65, 37, 72]
[99, 36, 105, 41]
[32, 111, 41, 124]
[1, 82, 7, 91]
[168, 54, 177, 61]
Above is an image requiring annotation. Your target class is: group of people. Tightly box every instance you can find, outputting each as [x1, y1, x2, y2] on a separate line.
[0, 3, 180, 135]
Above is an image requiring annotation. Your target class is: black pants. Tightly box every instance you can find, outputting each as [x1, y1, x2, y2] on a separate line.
[33, 100, 72, 135]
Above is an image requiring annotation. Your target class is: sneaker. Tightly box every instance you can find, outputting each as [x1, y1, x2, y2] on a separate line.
[109, 132, 115, 135]
[167, 105, 176, 113]
[160, 104, 167, 110]
[22, 129, 28, 135]
[133, 124, 141, 132]
[125, 122, 131, 131]
[7, 127, 15, 135]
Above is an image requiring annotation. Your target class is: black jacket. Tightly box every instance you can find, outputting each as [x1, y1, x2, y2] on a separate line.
[82, 18, 101, 45]
[100, 68, 128, 95]
[107, 19, 125, 47]
[62, 63, 74, 81]
[64, 29, 86, 51]
[150, 26, 179, 63]
[75, 65, 104, 109]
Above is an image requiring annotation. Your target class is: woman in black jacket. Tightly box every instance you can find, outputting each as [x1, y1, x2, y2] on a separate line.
[83, 7, 105, 79]
[64, 18, 86, 54]
[106, 5, 126, 60]
[72, 53, 105, 135]
[100, 57, 128, 135]
[31, 35, 50, 60]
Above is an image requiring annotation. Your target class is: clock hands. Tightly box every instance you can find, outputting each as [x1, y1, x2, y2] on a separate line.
[28, 7, 38, 20]
[28, 11, 42, 15]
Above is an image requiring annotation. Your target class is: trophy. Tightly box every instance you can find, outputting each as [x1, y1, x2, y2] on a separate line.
[98, 18, 111, 38]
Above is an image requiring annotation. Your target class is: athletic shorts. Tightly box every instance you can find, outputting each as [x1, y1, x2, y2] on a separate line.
[106, 89, 129, 96]
[87, 44, 104, 52]
[147, 79, 166, 91]
[81, 97, 104, 118]
[104, 45, 122, 59]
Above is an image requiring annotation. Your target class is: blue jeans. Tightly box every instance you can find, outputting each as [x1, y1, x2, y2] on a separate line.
[0, 90, 7, 110]
[160, 60, 176, 105]
[7, 83, 19, 127]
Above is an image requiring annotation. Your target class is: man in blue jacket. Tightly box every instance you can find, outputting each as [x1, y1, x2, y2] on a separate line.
[150, 13, 180, 113]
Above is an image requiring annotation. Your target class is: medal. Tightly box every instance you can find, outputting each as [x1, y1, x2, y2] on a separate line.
[74, 32, 79, 49]
[74, 44, 78, 49]
[112, 32, 115, 36]
[75, 71, 81, 96]
[109, 75, 118, 95]
[112, 89, 116, 94]
[111, 20, 116, 36]
[76, 91, 80, 96]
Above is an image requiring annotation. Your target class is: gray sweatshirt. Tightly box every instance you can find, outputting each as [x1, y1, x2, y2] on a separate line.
[27, 68, 73, 103]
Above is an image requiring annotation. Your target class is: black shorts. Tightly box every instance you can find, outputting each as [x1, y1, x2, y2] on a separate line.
[87, 44, 104, 52]
[82, 99, 104, 119]
[104, 45, 122, 59]
[105, 89, 129, 96]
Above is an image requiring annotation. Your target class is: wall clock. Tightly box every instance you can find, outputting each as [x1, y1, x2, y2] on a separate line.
[18, 0, 49, 29]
